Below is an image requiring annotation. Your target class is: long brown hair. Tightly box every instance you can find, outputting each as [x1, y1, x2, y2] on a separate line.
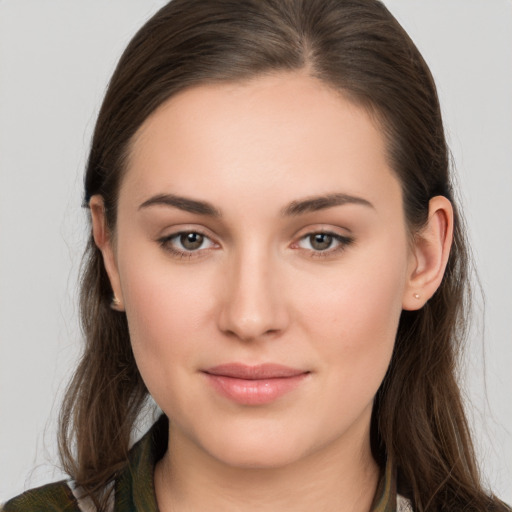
[59, 0, 503, 509]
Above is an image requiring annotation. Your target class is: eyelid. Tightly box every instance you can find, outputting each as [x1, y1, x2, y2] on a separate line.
[290, 227, 355, 257]
[157, 227, 219, 258]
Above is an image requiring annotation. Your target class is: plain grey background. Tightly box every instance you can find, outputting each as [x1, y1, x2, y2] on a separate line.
[1, 0, 511, 505]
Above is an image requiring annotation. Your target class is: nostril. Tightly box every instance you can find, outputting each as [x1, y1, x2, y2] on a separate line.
[218, 309, 287, 342]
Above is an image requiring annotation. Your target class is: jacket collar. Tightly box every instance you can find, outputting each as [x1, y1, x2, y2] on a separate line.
[116, 415, 400, 511]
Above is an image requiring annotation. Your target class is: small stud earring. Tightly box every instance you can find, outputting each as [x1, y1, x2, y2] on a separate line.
[413, 293, 421, 299]
[111, 295, 123, 310]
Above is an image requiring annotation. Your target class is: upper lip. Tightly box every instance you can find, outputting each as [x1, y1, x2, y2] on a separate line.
[203, 363, 308, 380]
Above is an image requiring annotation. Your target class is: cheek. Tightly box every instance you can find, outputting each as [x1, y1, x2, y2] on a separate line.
[117, 250, 217, 394]
[291, 239, 408, 384]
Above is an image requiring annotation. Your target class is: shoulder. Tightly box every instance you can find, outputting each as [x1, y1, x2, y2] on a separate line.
[2, 480, 80, 512]
[1, 416, 167, 512]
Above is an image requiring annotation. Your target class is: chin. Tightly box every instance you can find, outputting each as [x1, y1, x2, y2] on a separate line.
[195, 421, 325, 470]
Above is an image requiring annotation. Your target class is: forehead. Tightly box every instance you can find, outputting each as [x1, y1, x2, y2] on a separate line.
[122, 72, 401, 215]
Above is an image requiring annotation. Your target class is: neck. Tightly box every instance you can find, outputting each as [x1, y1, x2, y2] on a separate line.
[155, 421, 380, 512]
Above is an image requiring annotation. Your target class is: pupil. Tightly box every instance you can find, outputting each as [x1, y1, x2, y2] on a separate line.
[181, 232, 203, 250]
[311, 233, 332, 251]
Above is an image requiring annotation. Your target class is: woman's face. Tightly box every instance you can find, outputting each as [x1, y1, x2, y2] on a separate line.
[100, 73, 417, 468]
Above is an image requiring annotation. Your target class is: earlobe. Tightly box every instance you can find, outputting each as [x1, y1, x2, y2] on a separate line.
[89, 195, 125, 311]
[402, 196, 454, 311]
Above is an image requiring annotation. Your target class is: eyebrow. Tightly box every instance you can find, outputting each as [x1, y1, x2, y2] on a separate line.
[138, 193, 222, 217]
[281, 193, 374, 216]
[138, 192, 374, 217]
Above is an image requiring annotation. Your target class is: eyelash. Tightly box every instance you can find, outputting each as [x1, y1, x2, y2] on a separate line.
[158, 230, 215, 259]
[294, 232, 354, 258]
[158, 230, 354, 259]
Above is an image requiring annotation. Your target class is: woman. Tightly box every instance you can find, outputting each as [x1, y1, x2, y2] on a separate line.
[3, 0, 510, 510]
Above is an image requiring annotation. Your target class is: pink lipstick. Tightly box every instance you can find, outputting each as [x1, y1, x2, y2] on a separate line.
[203, 363, 309, 405]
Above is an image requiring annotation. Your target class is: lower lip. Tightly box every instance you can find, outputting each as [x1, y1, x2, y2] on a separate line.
[204, 373, 308, 405]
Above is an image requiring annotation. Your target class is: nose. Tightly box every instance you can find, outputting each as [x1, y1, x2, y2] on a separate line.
[217, 246, 289, 342]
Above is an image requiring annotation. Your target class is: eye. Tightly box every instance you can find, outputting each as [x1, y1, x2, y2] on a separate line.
[303, 233, 335, 251]
[159, 231, 216, 256]
[177, 232, 208, 251]
[296, 231, 354, 255]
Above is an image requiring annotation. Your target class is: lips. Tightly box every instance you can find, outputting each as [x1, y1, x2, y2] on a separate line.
[202, 363, 309, 405]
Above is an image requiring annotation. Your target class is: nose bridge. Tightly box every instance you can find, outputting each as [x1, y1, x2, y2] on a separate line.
[218, 239, 287, 341]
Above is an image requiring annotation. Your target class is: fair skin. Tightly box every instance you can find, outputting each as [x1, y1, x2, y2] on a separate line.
[91, 73, 453, 512]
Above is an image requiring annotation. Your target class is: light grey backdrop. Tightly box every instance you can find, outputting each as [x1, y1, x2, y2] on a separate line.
[1, 0, 511, 504]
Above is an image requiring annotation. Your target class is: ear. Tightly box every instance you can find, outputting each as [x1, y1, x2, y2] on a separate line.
[402, 196, 454, 311]
[89, 195, 125, 311]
